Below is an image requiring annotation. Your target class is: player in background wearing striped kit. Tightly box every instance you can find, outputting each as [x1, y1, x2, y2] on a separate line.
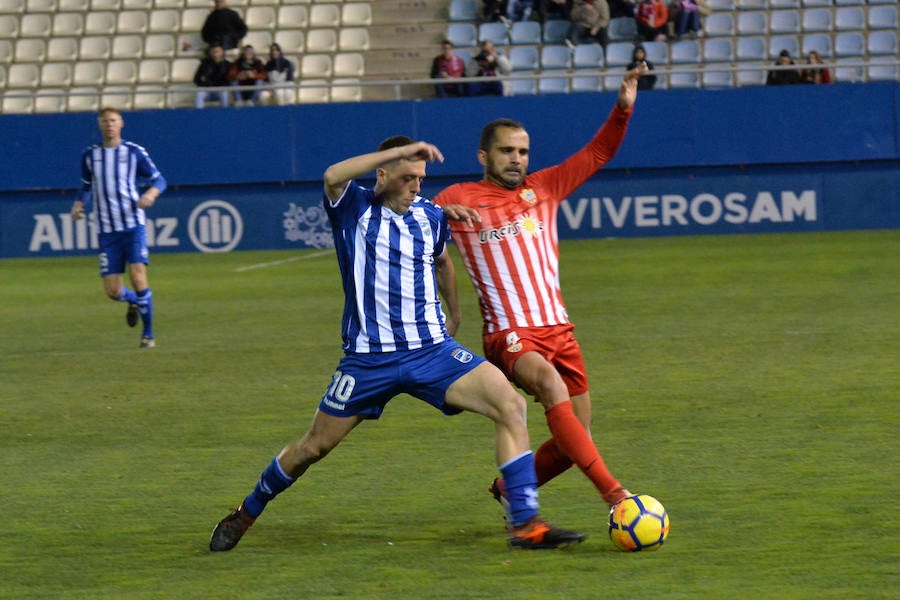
[209, 136, 584, 552]
[435, 65, 647, 519]
[71, 107, 166, 349]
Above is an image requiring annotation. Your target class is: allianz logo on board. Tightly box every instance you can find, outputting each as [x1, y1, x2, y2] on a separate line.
[188, 200, 244, 253]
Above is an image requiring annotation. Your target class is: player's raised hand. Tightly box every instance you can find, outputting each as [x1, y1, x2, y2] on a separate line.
[401, 141, 444, 164]
[441, 203, 482, 227]
[618, 63, 647, 110]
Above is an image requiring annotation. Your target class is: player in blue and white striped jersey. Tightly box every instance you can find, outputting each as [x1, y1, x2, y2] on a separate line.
[210, 136, 585, 552]
[71, 107, 166, 349]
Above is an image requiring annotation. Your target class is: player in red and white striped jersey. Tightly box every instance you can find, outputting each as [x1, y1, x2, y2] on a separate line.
[435, 65, 646, 512]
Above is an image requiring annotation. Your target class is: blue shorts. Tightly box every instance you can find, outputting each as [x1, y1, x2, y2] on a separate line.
[98, 227, 149, 276]
[318, 340, 487, 419]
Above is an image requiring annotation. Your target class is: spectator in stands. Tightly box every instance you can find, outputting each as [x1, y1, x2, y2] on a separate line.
[800, 50, 833, 85]
[505, 0, 535, 22]
[228, 44, 267, 106]
[608, 0, 636, 18]
[194, 43, 232, 108]
[264, 42, 295, 105]
[468, 40, 512, 96]
[201, 0, 248, 52]
[635, 0, 668, 41]
[674, 0, 702, 38]
[538, 0, 571, 23]
[568, 0, 611, 47]
[431, 39, 468, 98]
[627, 44, 656, 90]
[482, 0, 509, 22]
[767, 49, 802, 86]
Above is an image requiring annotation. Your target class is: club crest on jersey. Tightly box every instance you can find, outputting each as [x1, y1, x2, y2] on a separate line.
[519, 189, 537, 205]
[451, 348, 474, 363]
[506, 331, 523, 353]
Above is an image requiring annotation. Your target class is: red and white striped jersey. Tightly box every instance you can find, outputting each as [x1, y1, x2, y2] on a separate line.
[434, 106, 632, 334]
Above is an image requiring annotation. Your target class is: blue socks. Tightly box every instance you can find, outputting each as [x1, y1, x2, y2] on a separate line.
[242, 458, 296, 518]
[136, 288, 153, 338]
[118, 287, 139, 304]
[500, 451, 540, 526]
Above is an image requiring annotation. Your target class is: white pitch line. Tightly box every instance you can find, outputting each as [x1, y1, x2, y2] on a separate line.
[235, 250, 332, 272]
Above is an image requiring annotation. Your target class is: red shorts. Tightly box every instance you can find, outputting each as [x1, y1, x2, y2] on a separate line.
[482, 324, 589, 397]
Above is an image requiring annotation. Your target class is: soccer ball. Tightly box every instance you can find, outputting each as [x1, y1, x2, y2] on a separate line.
[608, 494, 669, 552]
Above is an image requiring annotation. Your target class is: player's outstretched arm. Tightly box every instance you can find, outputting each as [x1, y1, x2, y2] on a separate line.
[323, 142, 444, 202]
[618, 64, 647, 111]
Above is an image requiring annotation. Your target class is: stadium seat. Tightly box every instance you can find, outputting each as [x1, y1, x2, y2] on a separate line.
[331, 78, 362, 103]
[867, 0, 895, 4]
[306, 28, 337, 52]
[735, 0, 765, 9]
[67, 86, 100, 112]
[301, 53, 332, 78]
[333, 52, 364, 77]
[769, 10, 799, 34]
[0, 0, 25, 13]
[57, 0, 88, 8]
[275, 30, 305, 55]
[604, 42, 633, 67]
[833, 58, 863, 82]
[74, 61, 106, 86]
[133, 85, 167, 110]
[149, 10, 180, 34]
[509, 78, 537, 96]
[669, 70, 700, 88]
[868, 6, 898, 31]
[144, 34, 176, 59]
[341, 3, 372, 26]
[448, 0, 478, 21]
[298, 78, 329, 103]
[737, 12, 767, 36]
[510, 21, 541, 45]
[153, 0, 180, 5]
[703, 38, 734, 63]
[0, 40, 13, 64]
[703, 13, 734, 37]
[643, 41, 667, 65]
[867, 32, 898, 57]
[571, 74, 602, 92]
[20, 13, 52, 37]
[112, 35, 144, 60]
[446, 23, 477, 48]
[278, 5, 308, 29]
[801, 9, 832, 33]
[106, 60, 138, 85]
[117, 11, 148, 34]
[180, 9, 208, 33]
[242, 30, 272, 51]
[834, 7, 864, 31]
[833, 0, 863, 5]
[735, 63, 768, 86]
[800, 0, 831, 6]
[7, 63, 39, 87]
[769, 35, 799, 60]
[40, 62, 73, 88]
[702, 70, 734, 89]
[479, 22, 509, 46]
[768, 0, 799, 8]
[867, 57, 898, 82]
[573, 43, 603, 69]
[0, 16, 18, 38]
[245, 6, 276, 30]
[538, 70, 569, 95]
[706, 0, 734, 9]
[47, 37, 77, 62]
[602, 74, 623, 91]
[80, 36, 111, 61]
[541, 44, 571, 69]
[91, 0, 120, 8]
[309, 4, 340, 27]
[122, 0, 152, 8]
[85, 12, 116, 36]
[802, 33, 832, 58]
[338, 27, 369, 51]
[509, 45, 539, 70]
[542, 20, 570, 44]
[670, 39, 700, 64]
[138, 58, 169, 83]
[101, 86, 134, 110]
[15, 38, 46, 63]
[53, 13, 84, 37]
[2, 94, 34, 114]
[736, 37, 766, 61]
[608, 17, 637, 42]
[833, 32, 864, 57]
[26, 0, 55, 11]
[169, 57, 197, 83]
[35, 88, 67, 114]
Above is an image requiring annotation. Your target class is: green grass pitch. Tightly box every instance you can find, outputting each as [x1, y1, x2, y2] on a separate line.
[1, 230, 897, 599]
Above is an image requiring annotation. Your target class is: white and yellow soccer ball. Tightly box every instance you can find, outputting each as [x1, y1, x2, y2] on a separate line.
[608, 494, 670, 552]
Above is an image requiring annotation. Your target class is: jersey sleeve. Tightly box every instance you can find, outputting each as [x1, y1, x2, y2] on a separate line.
[132, 144, 167, 193]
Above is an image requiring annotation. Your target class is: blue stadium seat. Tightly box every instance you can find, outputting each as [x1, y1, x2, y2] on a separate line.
[642, 41, 667, 66]
[446, 23, 477, 48]
[834, 32, 865, 57]
[538, 70, 570, 94]
[736, 37, 766, 61]
[769, 10, 799, 34]
[868, 57, 898, 82]
[833, 0, 863, 5]
[509, 78, 537, 95]
[867, 31, 898, 57]
[704, 13, 735, 37]
[478, 22, 509, 46]
[448, 0, 479, 22]
[737, 12, 768, 36]
[542, 19, 571, 44]
[736, 0, 766, 9]
[702, 70, 734, 89]
[509, 45, 539, 70]
[571, 74, 602, 92]
[735, 63, 768, 86]
[670, 39, 700, 64]
[669, 70, 700, 89]
[707, 0, 734, 10]
[608, 17, 637, 42]
[510, 21, 541, 45]
[602, 74, 624, 91]
[868, 6, 898, 31]
[604, 42, 633, 67]
[801, 9, 832, 33]
[833, 58, 863, 82]
[541, 44, 571, 69]
[834, 7, 864, 31]
[800, 0, 832, 7]
[802, 33, 832, 58]
[769, 35, 800, 60]
[703, 38, 734, 62]
[768, 0, 799, 8]
[573, 43, 604, 68]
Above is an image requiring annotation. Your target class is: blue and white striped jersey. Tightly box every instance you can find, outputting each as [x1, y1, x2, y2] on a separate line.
[324, 181, 451, 354]
[80, 141, 164, 234]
